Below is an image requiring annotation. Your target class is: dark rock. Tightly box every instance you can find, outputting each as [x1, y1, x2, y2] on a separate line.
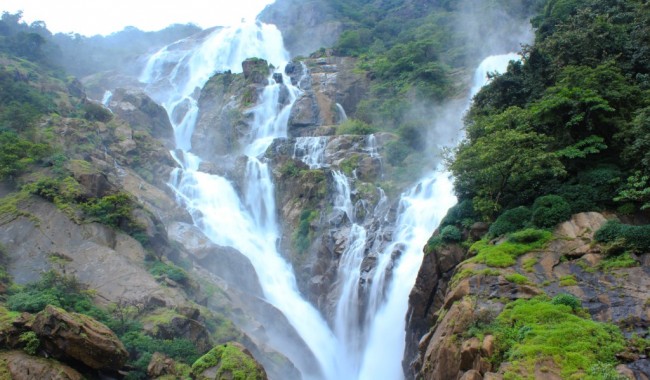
[32, 305, 128, 370]
[242, 58, 269, 85]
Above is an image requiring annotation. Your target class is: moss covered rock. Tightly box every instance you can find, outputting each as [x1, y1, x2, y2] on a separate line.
[31, 305, 127, 370]
[191, 342, 267, 380]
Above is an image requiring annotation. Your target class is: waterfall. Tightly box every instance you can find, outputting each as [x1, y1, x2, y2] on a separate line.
[336, 103, 348, 122]
[141, 21, 339, 380]
[355, 53, 520, 380]
[293, 136, 328, 169]
[139, 14, 521, 379]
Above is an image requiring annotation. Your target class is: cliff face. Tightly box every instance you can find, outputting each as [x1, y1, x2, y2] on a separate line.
[405, 213, 650, 379]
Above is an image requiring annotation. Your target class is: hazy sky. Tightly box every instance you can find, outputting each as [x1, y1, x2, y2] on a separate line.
[2, 0, 276, 36]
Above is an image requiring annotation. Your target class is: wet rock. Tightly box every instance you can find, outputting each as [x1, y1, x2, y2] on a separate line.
[32, 305, 127, 370]
[242, 58, 270, 85]
[0, 350, 83, 380]
[460, 338, 482, 371]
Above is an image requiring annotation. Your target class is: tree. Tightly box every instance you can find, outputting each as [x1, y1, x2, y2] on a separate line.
[450, 129, 565, 219]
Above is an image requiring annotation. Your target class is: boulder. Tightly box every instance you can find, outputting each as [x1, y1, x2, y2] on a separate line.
[191, 342, 268, 380]
[242, 59, 270, 85]
[31, 305, 127, 370]
[147, 352, 178, 378]
[0, 350, 83, 380]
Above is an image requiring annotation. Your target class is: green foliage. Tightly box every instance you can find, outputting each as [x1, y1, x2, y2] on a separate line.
[450, 129, 565, 219]
[335, 119, 376, 135]
[599, 252, 638, 271]
[531, 195, 571, 228]
[615, 171, 650, 211]
[121, 331, 200, 375]
[191, 344, 265, 380]
[469, 229, 552, 268]
[551, 293, 582, 310]
[385, 140, 411, 166]
[594, 220, 650, 253]
[0, 131, 50, 180]
[488, 206, 532, 237]
[293, 209, 319, 254]
[439, 200, 477, 229]
[504, 273, 529, 285]
[148, 261, 188, 284]
[82, 102, 112, 122]
[81, 192, 137, 229]
[490, 297, 625, 378]
[19, 331, 39, 355]
[559, 275, 578, 287]
[7, 271, 89, 313]
[440, 225, 462, 243]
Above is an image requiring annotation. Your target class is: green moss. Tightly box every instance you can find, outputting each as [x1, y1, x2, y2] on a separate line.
[339, 154, 361, 176]
[0, 191, 33, 225]
[505, 273, 530, 285]
[19, 331, 40, 355]
[192, 344, 265, 380]
[522, 257, 538, 273]
[450, 267, 501, 289]
[599, 252, 639, 271]
[469, 229, 552, 268]
[559, 275, 578, 287]
[491, 297, 625, 379]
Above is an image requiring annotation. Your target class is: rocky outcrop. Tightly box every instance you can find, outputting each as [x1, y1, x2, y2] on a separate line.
[406, 212, 650, 379]
[258, 0, 343, 57]
[0, 350, 84, 380]
[108, 88, 175, 148]
[31, 305, 128, 370]
[169, 222, 264, 297]
[142, 307, 212, 353]
[287, 56, 368, 136]
[191, 342, 268, 380]
[0, 197, 187, 308]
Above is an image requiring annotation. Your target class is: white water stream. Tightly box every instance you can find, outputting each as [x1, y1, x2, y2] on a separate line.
[140, 18, 519, 380]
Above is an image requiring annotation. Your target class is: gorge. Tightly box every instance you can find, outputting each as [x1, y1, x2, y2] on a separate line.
[1, 1, 649, 379]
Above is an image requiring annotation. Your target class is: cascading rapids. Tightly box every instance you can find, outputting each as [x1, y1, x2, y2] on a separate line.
[139, 17, 521, 380]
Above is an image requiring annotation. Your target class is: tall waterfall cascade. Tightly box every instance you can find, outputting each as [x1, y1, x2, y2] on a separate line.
[139, 18, 520, 380]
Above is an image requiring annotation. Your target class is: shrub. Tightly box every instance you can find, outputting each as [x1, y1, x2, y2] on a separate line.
[440, 200, 477, 228]
[19, 331, 39, 355]
[336, 119, 376, 135]
[488, 206, 532, 237]
[531, 195, 571, 228]
[440, 225, 462, 243]
[551, 293, 582, 310]
[83, 102, 112, 122]
[594, 220, 650, 253]
[148, 261, 188, 284]
[556, 184, 599, 213]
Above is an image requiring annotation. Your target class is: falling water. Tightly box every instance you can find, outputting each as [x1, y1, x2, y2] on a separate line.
[140, 14, 520, 379]
[355, 52, 521, 380]
[140, 21, 340, 380]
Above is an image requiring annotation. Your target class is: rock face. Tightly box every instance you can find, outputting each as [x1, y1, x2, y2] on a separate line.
[0, 350, 84, 380]
[405, 212, 650, 379]
[258, 0, 343, 57]
[108, 88, 175, 148]
[287, 56, 369, 136]
[32, 306, 128, 370]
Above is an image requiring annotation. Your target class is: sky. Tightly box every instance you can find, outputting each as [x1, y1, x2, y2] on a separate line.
[2, 0, 276, 36]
